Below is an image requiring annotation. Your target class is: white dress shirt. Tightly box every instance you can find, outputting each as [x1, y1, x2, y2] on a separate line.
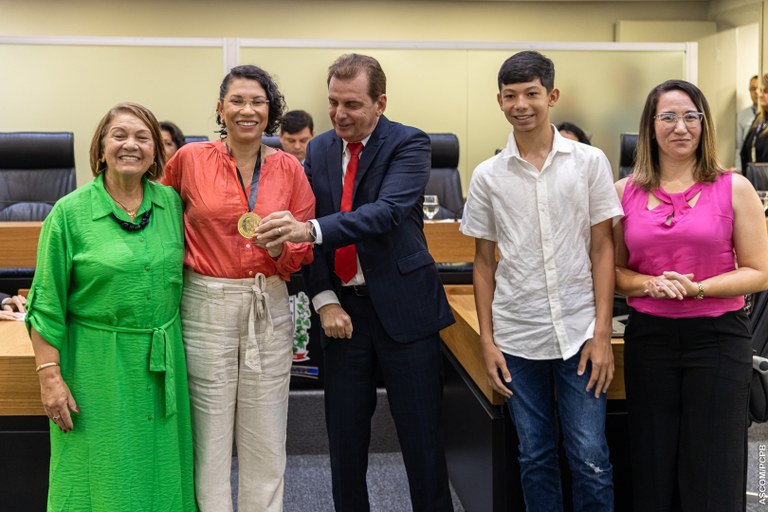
[461, 128, 623, 360]
[310, 136, 371, 312]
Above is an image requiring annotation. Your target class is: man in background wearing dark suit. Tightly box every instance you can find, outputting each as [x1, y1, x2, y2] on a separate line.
[257, 53, 455, 512]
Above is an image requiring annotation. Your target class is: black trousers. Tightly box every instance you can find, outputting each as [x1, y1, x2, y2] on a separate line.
[623, 309, 752, 512]
[323, 290, 453, 512]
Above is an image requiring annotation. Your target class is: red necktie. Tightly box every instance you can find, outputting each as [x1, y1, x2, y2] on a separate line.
[334, 142, 363, 283]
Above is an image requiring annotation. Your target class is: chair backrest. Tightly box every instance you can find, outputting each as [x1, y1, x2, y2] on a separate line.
[425, 133, 463, 220]
[0, 132, 76, 221]
[618, 133, 638, 179]
[262, 135, 282, 150]
[183, 135, 209, 144]
[750, 289, 768, 423]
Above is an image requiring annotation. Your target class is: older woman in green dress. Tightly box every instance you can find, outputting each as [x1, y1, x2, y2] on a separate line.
[25, 102, 197, 511]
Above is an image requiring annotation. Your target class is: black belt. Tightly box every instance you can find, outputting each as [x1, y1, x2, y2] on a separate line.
[341, 285, 370, 297]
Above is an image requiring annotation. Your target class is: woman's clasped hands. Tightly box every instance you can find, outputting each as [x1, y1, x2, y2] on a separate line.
[643, 271, 697, 300]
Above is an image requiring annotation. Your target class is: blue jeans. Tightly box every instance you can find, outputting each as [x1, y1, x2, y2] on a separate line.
[503, 348, 614, 512]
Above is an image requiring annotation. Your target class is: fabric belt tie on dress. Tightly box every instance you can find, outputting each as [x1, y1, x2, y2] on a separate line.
[70, 310, 180, 418]
[245, 273, 274, 374]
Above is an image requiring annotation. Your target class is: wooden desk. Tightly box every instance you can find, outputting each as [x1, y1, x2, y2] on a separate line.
[424, 221, 474, 263]
[440, 285, 626, 405]
[0, 321, 43, 416]
[0, 221, 42, 267]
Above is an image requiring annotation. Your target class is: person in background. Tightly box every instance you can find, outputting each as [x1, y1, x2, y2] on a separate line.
[256, 53, 455, 512]
[0, 292, 26, 320]
[557, 121, 591, 145]
[160, 120, 186, 161]
[615, 79, 768, 511]
[462, 50, 620, 511]
[279, 109, 315, 164]
[735, 75, 759, 171]
[25, 102, 196, 511]
[741, 73, 768, 173]
[162, 64, 315, 512]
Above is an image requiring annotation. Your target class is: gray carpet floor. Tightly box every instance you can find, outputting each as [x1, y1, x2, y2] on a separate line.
[224, 391, 768, 511]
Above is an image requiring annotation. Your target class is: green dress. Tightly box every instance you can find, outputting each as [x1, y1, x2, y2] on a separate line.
[26, 174, 197, 512]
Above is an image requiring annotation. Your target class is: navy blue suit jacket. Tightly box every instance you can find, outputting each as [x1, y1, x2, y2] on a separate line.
[304, 115, 454, 343]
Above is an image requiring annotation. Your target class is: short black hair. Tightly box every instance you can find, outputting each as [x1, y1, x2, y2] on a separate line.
[557, 122, 591, 145]
[160, 121, 186, 149]
[216, 64, 286, 136]
[497, 51, 555, 92]
[281, 110, 314, 135]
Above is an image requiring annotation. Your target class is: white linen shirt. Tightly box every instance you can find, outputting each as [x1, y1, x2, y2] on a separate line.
[461, 128, 623, 360]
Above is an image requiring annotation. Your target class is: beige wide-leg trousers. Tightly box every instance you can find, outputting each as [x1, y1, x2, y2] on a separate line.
[181, 269, 293, 512]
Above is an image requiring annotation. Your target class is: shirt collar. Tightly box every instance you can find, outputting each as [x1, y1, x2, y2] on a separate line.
[343, 134, 372, 153]
[498, 124, 573, 161]
[90, 173, 167, 221]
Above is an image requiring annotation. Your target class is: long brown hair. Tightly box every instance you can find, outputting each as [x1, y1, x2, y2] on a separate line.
[632, 80, 722, 191]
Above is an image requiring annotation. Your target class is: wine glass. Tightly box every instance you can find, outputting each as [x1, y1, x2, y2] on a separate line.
[423, 194, 440, 220]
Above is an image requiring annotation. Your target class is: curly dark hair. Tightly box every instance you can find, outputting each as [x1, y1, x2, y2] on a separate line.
[216, 65, 286, 137]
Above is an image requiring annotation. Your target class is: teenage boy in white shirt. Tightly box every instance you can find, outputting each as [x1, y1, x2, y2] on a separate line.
[461, 50, 623, 512]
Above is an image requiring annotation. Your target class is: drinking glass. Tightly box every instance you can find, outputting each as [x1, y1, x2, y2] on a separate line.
[423, 195, 440, 220]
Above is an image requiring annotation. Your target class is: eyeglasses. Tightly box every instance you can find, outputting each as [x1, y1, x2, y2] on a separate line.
[654, 112, 704, 126]
[226, 96, 269, 109]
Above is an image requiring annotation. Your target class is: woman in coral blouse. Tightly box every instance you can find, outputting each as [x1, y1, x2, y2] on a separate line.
[163, 65, 315, 512]
[614, 80, 768, 511]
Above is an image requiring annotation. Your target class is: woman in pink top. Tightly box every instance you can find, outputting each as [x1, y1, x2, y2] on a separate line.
[614, 80, 768, 512]
[163, 65, 315, 512]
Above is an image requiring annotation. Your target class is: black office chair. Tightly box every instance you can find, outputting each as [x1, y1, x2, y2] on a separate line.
[618, 133, 638, 179]
[0, 132, 76, 221]
[183, 135, 209, 144]
[749, 289, 768, 423]
[262, 135, 282, 150]
[426, 133, 463, 220]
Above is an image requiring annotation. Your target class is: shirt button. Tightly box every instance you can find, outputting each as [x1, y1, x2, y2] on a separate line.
[147, 415, 153, 421]
[146, 385, 151, 391]
[248, 271, 254, 276]
[138, 237, 145, 243]
[144, 265, 150, 271]
[245, 243, 251, 249]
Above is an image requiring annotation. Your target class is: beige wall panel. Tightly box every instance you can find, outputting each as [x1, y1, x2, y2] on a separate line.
[0, 45, 222, 186]
[615, 20, 716, 42]
[0, 1, 710, 41]
[240, 47, 469, 175]
[466, 50, 686, 184]
[699, 29, 741, 169]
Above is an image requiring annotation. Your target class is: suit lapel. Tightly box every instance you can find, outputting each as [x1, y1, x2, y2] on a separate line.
[354, 116, 389, 197]
[326, 136, 343, 211]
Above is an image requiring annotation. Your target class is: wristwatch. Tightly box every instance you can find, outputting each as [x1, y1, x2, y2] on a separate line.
[307, 221, 317, 243]
[694, 282, 705, 300]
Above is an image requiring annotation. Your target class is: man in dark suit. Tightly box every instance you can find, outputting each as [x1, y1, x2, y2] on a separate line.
[257, 53, 455, 512]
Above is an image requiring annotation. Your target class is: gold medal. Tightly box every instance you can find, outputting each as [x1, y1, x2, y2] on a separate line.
[237, 212, 261, 238]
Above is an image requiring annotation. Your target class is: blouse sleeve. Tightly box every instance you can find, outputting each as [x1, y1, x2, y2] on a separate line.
[272, 163, 316, 280]
[160, 151, 182, 192]
[25, 205, 73, 350]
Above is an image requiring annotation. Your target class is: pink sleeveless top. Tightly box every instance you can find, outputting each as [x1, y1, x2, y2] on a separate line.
[621, 172, 743, 318]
